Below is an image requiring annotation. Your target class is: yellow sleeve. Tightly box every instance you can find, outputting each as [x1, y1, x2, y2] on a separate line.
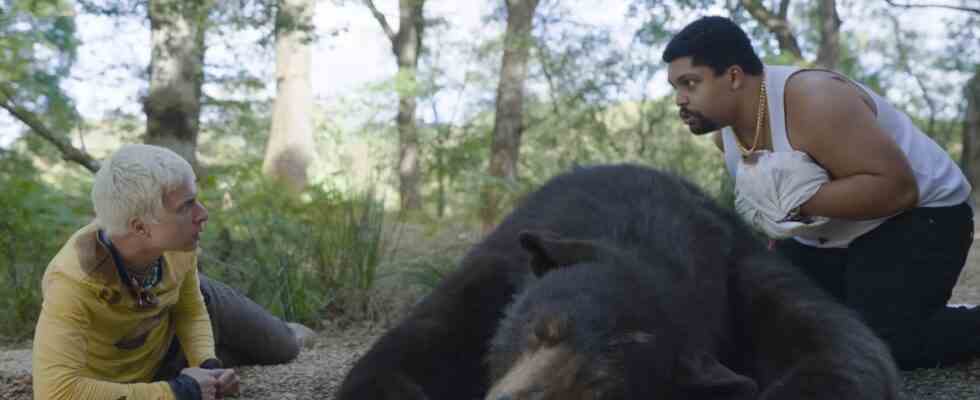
[32, 276, 176, 400]
[173, 254, 216, 367]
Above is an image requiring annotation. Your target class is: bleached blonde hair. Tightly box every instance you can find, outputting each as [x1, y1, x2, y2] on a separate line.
[92, 144, 195, 236]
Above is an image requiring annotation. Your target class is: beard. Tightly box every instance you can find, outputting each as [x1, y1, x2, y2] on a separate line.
[679, 108, 720, 135]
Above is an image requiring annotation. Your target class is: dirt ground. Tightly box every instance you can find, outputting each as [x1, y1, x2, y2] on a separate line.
[4, 224, 980, 400]
[947, 219, 980, 306]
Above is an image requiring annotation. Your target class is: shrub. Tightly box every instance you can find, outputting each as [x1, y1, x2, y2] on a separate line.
[0, 153, 90, 340]
[197, 163, 387, 327]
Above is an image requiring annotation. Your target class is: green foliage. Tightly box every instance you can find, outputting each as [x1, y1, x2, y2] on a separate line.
[0, 152, 90, 339]
[0, 0, 80, 137]
[197, 162, 387, 326]
[917, 116, 965, 159]
[200, 97, 272, 162]
[416, 122, 492, 220]
[0, 152, 391, 339]
[517, 95, 729, 200]
[941, 14, 979, 73]
[397, 257, 453, 291]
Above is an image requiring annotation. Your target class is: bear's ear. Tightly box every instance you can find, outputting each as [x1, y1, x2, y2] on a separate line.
[674, 351, 758, 400]
[518, 230, 600, 277]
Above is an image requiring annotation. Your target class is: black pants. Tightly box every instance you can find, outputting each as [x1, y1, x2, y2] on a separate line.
[154, 274, 300, 379]
[776, 202, 979, 370]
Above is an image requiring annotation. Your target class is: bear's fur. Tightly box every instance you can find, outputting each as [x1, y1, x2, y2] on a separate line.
[336, 164, 901, 400]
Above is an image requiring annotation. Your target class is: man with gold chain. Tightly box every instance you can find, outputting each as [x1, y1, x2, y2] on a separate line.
[663, 16, 979, 370]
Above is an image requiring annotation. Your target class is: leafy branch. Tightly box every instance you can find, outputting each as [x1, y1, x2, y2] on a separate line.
[0, 82, 99, 173]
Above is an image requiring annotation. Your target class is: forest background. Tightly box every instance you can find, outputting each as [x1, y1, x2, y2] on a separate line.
[1, 0, 978, 341]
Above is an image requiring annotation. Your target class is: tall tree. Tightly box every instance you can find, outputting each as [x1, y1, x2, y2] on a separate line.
[364, 0, 426, 211]
[814, 0, 841, 69]
[481, 0, 540, 231]
[963, 73, 980, 200]
[144, 0, 213, 169]
[263, 0, 316, 191]
[951, 15, 980, 200]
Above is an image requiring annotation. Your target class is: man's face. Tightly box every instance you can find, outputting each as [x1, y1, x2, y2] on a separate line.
[666, 57, 732, 135]
[147, 178, 208, 252]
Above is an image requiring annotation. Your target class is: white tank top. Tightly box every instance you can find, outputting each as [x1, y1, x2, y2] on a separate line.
[722, 65, 972, 248]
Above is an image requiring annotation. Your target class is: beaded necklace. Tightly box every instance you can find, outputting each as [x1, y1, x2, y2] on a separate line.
[97, 229, 163, 309]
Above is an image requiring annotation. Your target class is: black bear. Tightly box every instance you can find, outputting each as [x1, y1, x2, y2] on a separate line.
[336, 164, 901, 400]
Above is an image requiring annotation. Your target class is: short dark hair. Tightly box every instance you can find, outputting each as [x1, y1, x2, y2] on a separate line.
[662, 16, 763, 76]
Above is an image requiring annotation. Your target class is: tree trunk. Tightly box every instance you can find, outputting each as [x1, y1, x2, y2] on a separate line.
[815, 0, 841, 70]
[963, 70, 980, 203]
[364, 0, 425, 212]
[145, 0, 211, 170]
[481, 0, 540, 232]
[263, 0, 316, 191]
[740, 0, 804, 62]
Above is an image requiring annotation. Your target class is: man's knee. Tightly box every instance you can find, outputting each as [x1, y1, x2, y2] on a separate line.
[260, 322, 301, 364]
[198, 273, 301, 365]
[270, 331, 301, 363]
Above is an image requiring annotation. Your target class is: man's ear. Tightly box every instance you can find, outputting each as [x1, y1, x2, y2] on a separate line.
[727, 65, 744, 90]
[128, 216, 149, 238]
[518, 230, 601, 277]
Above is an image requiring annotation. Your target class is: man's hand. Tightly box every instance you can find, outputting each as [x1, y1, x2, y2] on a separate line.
[734, 150, 830, 239]
[215, 368, 240, 398]
[180, 367, 219, 400]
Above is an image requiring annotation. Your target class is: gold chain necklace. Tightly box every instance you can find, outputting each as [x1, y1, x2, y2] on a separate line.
[736, 79, 768, 157]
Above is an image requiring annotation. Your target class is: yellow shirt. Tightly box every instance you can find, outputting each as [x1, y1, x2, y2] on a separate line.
[32, 224, 216, 400]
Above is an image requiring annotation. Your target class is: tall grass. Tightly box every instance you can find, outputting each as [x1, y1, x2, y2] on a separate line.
[198, 163, 388, 327]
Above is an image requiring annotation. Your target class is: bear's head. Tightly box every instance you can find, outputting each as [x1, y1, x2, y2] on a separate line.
[482, 230, 757, 400]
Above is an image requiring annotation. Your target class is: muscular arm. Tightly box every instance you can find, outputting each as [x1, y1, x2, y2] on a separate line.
[784, 71, 918, 220]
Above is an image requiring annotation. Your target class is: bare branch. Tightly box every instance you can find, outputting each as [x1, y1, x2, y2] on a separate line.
[0, 83, 100, 173]
[363, 0, 397, 43]
[739, 0, 804, 60]
[884, 0, 980, 15]
[888, 14, 938, 135]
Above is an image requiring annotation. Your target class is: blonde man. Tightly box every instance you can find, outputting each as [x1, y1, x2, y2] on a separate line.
[33, 144, 299, 400]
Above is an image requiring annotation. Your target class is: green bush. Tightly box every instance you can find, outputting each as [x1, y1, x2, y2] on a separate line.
[0, 153, 91, 340]
[197, 162, 387, 327]
[0, 154, 392, 340]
